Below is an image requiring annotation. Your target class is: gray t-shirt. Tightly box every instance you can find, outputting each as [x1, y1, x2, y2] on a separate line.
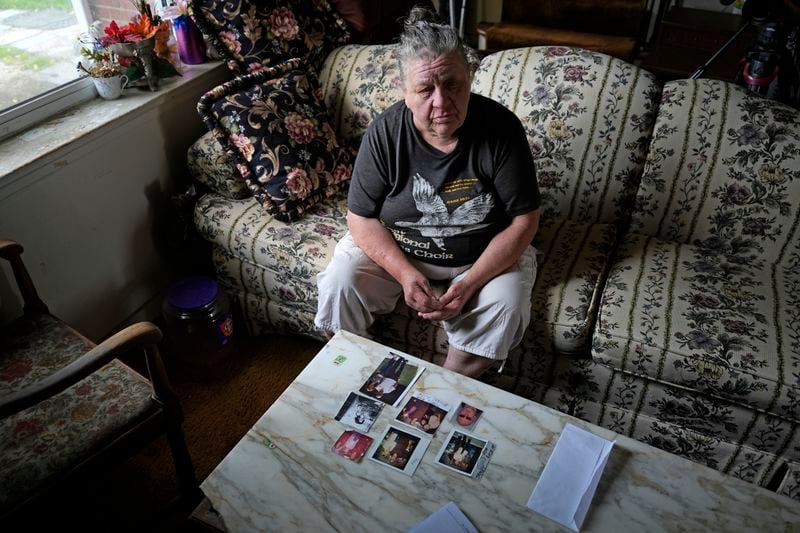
[348, 93, 540, 267]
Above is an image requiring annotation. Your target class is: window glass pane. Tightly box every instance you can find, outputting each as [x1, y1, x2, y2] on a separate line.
[0, 0, 83, 111]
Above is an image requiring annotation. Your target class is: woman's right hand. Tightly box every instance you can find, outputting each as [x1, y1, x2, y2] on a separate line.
[399, 269, 442, 314]
[348, 211, 443, 316]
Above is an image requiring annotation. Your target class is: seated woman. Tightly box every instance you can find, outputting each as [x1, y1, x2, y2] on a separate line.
[315, 6, 540, 378]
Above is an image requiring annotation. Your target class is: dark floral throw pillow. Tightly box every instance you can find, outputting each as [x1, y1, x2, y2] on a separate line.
[197, 58, 356, 222]
[190, 0, 350, 74]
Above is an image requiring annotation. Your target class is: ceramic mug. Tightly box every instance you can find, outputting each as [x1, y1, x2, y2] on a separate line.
[93, 75, 129, 100]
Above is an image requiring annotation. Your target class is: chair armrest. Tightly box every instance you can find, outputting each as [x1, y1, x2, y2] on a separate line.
[0, 238, 48, 314]
[0, 322, 163, 419]
[0, 239, 23, 260]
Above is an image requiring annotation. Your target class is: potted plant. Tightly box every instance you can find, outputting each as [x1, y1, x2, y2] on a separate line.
[77, 31, 129, 100]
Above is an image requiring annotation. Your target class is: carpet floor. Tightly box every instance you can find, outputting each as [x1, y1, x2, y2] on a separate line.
[18, 332, 324, 532]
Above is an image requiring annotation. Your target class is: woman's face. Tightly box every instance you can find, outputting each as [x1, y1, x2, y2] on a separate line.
[457, 405, 477, 426]
[403, 50, 471, 146]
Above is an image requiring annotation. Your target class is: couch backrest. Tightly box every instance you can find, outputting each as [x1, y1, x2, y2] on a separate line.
[319, 44, 404, 150]
[630, 79, 800, 267]
[473, 46, 662, 227]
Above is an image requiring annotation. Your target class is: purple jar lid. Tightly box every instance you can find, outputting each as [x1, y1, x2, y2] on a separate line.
[166, 276, 219, 310]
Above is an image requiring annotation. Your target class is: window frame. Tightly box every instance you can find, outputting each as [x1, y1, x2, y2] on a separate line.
[0, 0, 95, 143]
[0, 78, 96, 142]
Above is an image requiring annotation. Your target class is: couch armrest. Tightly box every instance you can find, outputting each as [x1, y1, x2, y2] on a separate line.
[187, 131, 251, 200]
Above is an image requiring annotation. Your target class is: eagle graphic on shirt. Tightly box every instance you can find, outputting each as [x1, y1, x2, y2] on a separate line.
[396, 173, 494, 250]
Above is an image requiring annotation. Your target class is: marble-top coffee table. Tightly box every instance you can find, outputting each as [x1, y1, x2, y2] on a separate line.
[195, 330, 800, 532]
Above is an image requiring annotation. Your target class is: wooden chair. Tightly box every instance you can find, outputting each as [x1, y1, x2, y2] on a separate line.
[477, 0, 651, 60]
[0, 239, 198, 524]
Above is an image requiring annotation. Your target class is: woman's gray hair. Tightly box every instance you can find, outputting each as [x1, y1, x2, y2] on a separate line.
[397, 5, 479, 78]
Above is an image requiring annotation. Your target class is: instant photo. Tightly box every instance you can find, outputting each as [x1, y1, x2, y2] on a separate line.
[396, 392, 451, 435]
[435, 429, 495, 480]
[450, 401, 483, 431]
[370, 425, 430, 476]
[334, 392, 383, 432]
[359, 352, 424, 407]
[331, 429, 374, 462]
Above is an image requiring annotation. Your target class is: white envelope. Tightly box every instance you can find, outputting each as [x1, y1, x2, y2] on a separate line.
[408, 501, 478, 533]
[527, 423, 615, 531]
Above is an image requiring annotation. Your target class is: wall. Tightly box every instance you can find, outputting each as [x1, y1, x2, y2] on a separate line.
[0, 65, 229, 341]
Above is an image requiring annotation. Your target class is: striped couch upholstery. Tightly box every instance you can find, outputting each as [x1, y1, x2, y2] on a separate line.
[587, 80, 800, 495]
[189, 45, 800, 498]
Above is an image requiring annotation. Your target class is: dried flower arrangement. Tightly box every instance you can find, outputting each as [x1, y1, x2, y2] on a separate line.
[77, 0, 179, 86]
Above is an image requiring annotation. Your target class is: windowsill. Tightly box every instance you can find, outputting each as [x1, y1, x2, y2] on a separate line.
[0, 61, 228, 182]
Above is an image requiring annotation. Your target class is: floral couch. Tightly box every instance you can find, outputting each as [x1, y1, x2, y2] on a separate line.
[189, 44, 800, 499]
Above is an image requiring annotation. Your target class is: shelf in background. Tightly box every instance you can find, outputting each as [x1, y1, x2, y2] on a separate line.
[636, 7, 757, 82]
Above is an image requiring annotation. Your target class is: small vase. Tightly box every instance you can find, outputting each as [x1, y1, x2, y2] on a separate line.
[174, 15, 206, 65]
[92, 74, 129, 100]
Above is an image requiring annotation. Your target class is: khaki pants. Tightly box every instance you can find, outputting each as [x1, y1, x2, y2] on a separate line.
[314, 232, 537, 360]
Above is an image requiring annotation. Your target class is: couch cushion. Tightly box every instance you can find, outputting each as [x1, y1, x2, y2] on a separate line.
[190, 0, 350, 73]
[0, 314, 154, 512]
[188, 131, 251, 200]
[472, 46, 661, 227]
[630, 79, 800, 267]
[540, 347, 800, 475]
[194, 192, 347, 277]
[593, 231, 800, 424]
[318, 44, 404, 148]
[533, 353, 800, 491]
[197, 60, 356, 222]
[533, 220, 618, 353]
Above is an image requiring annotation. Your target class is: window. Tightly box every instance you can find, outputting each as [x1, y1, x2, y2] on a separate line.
[0, 0, 94, 141]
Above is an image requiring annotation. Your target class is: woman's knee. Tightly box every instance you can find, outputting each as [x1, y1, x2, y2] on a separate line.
[463, 282, 531, 344]
[480, 278, 531, 314]
[317, 258, 360, 294]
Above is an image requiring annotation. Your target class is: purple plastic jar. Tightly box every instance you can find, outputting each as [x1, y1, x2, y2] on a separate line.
[163, 276, 234, 372]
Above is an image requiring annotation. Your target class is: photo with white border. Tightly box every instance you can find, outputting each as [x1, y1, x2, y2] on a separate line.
[435, 429, 495, 479]
[396, 392, 451, 435]
[370, 425, 430, 476]
[359, 352, 424, 407]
